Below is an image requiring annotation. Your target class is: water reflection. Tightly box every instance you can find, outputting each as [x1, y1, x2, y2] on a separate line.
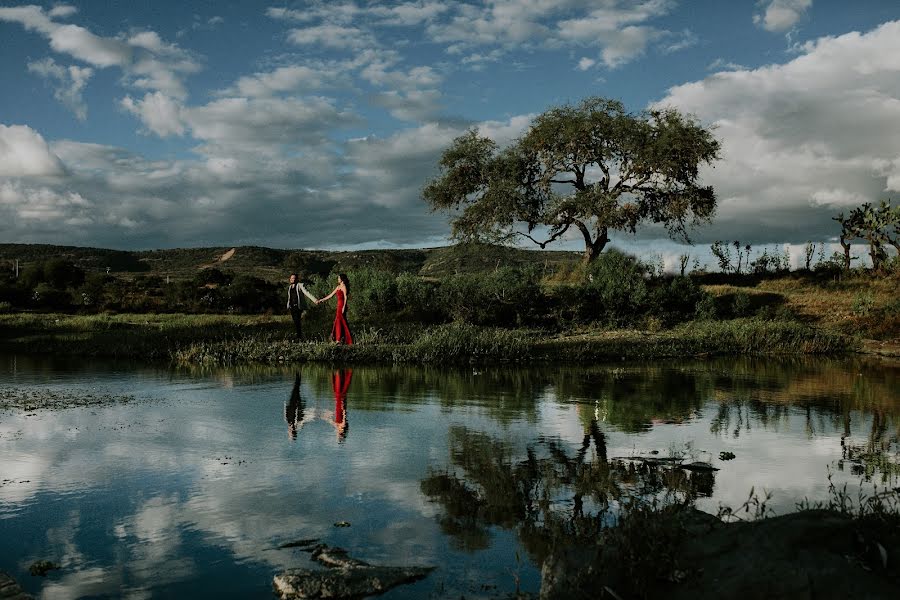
[0, 355, 897, 599]
[284, 373, 305, 440]
[420, 416, 718, 564]
[332, 369, 352, 441]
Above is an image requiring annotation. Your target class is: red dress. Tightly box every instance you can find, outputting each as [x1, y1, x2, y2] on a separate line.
[330, 289, 353, 345]
[332, 369, 352, 425]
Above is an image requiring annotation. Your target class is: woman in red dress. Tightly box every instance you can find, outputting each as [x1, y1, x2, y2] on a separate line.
[317, 273, 353, 344]
[332, 368, 352, 440]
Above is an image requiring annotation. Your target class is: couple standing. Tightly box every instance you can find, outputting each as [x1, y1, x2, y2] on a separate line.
[287, 273, 353, 344]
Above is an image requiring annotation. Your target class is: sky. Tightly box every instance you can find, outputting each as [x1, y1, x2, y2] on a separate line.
[1, 0, 899, 261]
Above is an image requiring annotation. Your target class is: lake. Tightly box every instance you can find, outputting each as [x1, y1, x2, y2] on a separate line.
[1, 354, 897, 598]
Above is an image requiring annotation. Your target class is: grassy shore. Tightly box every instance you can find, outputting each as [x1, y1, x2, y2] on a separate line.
[0, 312, 854, 366]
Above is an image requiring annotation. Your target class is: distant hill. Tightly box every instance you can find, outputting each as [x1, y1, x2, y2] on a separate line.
[0, 242, 581, 280]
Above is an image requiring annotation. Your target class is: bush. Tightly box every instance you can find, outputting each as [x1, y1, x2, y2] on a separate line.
[436, 266, 544, 327]
[396, 273, 440, 322]
[583, 250, 649, 326]
[31, 282, 72, 310]
[731, 291, 752, 317]
[694, 294, 718, 321]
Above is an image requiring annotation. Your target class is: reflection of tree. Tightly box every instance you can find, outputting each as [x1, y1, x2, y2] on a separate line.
[839, 408, 900, 485]
[420, 423, 716, 564]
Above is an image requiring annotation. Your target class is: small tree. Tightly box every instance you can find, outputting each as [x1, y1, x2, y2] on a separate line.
[833, 200, 900, 272]
[710, 241, 733, 273]
[803, 242, 816, 271]
[424, 96, 721, 263]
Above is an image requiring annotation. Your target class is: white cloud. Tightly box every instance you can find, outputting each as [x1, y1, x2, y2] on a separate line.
[184, 96, 354, 148]
[121, 92, 186, 137]
[47, 5, 78, 19]
[371, 89, 443, 122]
[753, 0, 812, 33]
[809, 188, 869, 208]
[0, 5, 199, 101]
[577, 57, 596, 71]
[27, 57, 93, 120]
[422, 0, 675, 69]
[222, 65, 335, 97]
[654, 20, 900, 243]
[287, 24, 375, 50]
[0, 124, 65, 176]
[368, 2, 450, 26]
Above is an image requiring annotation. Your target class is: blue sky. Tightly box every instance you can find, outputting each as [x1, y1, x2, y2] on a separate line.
[1, 1, 899, 264]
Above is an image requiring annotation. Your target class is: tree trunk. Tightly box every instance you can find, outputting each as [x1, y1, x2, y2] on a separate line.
[839, 235, 851, 271]
[581, 226, 609, 263]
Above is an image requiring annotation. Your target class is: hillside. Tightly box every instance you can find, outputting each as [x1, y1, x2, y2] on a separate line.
[0, 242, 582, 281]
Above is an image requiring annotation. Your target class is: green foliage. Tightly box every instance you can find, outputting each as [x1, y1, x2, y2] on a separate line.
[731, 290, 752, 317]
[437, 266, 544, 327]
[31, 282, 72, 310]
[834, 199, 900, 272]
[424, 96, 720, 261]
[194, 268, 232, 287]
[852, 292, 876, 317]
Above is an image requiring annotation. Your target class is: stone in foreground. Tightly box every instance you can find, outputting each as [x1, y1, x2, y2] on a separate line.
[0, 571, 34, 600]
[273, 545, 434, 599]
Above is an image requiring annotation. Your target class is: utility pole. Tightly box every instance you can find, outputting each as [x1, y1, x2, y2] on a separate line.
[15, 259, 18, 278]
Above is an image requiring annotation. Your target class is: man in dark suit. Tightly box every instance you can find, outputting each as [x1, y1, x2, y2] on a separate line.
[287, 273, 317, 339]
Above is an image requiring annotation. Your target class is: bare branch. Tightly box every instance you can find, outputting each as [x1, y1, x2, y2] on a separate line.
[516, 222, 572, 249]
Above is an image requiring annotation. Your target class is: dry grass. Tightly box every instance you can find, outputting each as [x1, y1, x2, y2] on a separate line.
[702, 274, 900, 341]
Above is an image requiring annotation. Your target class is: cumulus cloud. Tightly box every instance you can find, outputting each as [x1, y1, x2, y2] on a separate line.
[27, 57, 93, 120]
[753, 0, 812, 33]
[121, 92, 186, 137]
[0, 124, 65, 176]
[268, 2, 447, 27]
[221, 65, 338, 97]
[653, 20, 900, 243]
[0, 5, 199, 101]
[287, 24, 376, 50]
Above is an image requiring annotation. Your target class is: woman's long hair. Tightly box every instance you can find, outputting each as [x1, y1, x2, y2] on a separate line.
[338, 273, 350, 295]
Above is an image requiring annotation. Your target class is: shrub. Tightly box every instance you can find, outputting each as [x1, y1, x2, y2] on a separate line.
[694, 294, 717, 321]
[732, 291, 752, 317]
[852, 292, 875, 317]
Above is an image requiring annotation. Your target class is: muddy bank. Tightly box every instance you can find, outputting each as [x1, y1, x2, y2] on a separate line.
[541, 508, 900, 599]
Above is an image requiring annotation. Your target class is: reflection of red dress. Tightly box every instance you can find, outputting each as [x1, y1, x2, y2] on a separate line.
[331, 289, 353, 344]
[332, 369, 352, 425]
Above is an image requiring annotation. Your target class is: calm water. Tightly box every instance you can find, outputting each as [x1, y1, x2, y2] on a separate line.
[0, 354, 898, 599]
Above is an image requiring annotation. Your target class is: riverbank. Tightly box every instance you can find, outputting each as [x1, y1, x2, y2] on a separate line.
[0, 313, 855, 366]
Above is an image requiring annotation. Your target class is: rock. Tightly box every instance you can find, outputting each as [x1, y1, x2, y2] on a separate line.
[0, 571, 34, 599]
[27, 561, 59, 577]
[273, 544, 434, 599]
[719, 451, 736, 460]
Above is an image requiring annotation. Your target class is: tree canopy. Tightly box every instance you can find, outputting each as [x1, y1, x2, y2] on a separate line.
[423, 97, 721, 262]
[833, 199, 900, 272]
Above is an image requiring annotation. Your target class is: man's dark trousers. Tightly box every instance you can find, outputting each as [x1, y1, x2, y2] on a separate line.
[290, 306, 303, 339]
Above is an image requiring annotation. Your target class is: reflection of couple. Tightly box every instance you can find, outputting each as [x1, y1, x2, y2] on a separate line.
[284, 369, 353, 441]
[286, 273, 353, 344]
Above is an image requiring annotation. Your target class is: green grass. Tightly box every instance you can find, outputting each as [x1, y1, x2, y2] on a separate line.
[0, 313, 854, 366]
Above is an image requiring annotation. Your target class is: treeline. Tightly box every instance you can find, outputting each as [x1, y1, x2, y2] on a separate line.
[0, 251, 788, 331]
[0, 259, 280, 314]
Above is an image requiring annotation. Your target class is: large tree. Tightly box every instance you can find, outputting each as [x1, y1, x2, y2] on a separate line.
[423, 97, 721, 262]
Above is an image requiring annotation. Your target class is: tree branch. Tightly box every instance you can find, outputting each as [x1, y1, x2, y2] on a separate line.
[516, 222, 572, 249]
